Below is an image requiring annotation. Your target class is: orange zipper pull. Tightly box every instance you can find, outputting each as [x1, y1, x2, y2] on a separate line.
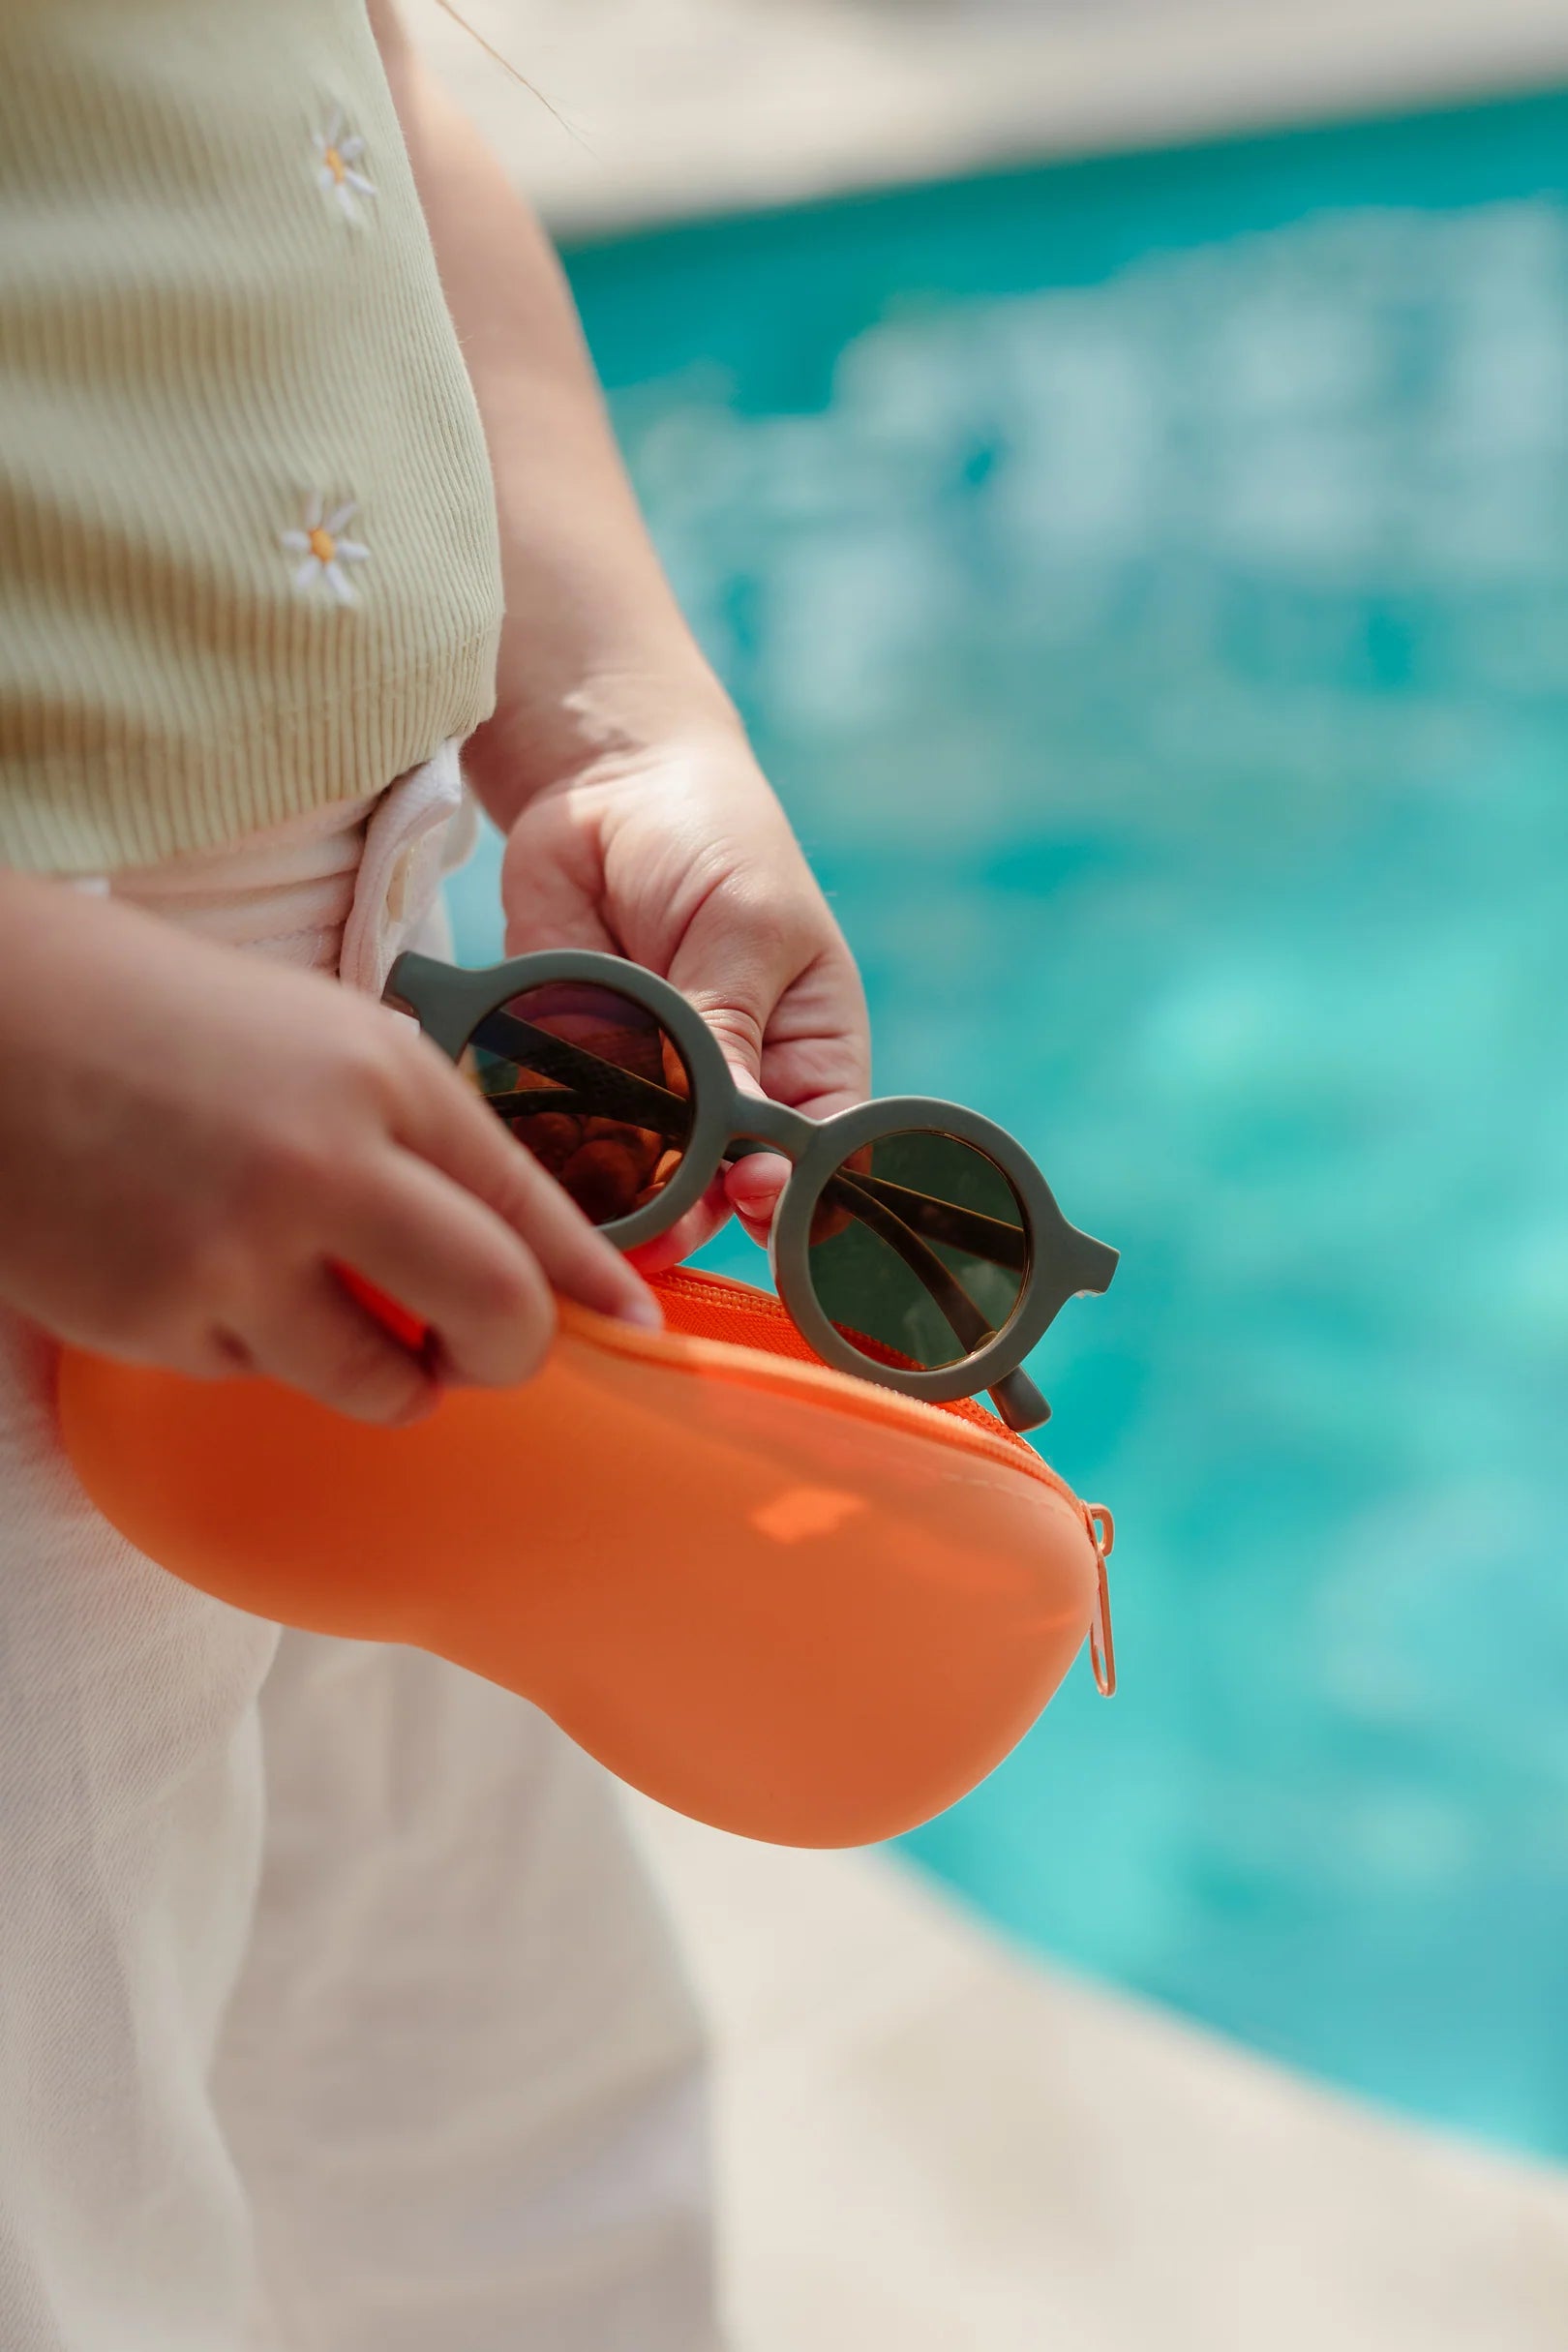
[334, 1263, 432, 1354]
[1084, 1504, 1116, 1697]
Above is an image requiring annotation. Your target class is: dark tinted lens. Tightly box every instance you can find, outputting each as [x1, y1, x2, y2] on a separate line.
[807, 1129, 1030, 1372]
[462, 981, 693, 1228]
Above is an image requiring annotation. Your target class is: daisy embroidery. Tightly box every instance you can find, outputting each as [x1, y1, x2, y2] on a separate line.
[315, 111, 376, 223]
[281, 495, 371, 605]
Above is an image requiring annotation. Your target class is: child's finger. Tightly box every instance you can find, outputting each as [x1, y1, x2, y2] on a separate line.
[724, 1150, 790, 1238]
[387, 1035, 662, 1331]
[333, 1158, 559, 1389]
[625, 1171, 733, 1277]
[669, 900, 870, 1109]
[232, 1268, 441, 1425]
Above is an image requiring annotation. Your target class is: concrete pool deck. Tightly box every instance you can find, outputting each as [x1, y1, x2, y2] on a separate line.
[407, 0, 1568, 234]
[636, 1800, 1568, 2350]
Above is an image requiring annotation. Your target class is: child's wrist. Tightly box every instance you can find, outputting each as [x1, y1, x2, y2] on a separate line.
[468, 661, 747, 832]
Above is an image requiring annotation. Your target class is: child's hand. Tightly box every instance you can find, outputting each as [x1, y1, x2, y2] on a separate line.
[0, 875, 658, 1423]
[498, 724, 871, 1268]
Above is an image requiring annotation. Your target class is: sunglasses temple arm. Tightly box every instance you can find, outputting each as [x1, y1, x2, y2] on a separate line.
[988, 1368, 1051, 1433]
[829, 1175, 1053, 1431]
[859, 1173, 1118, 1296]
[739, 1149, 1033, 1278]
[828, 1174, 995, 1358]
[840, 1172, 1027, 1272]
[475, 1011, 692, 1137]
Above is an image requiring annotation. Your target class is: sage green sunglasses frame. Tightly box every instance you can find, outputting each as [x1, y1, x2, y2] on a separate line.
[384, 949, 1118, 1433]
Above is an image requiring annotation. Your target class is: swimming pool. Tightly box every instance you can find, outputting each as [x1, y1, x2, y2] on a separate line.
[447, 92, 1568, 2163]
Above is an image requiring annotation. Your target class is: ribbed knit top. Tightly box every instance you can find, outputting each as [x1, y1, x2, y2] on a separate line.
[0, 0, 504, 874]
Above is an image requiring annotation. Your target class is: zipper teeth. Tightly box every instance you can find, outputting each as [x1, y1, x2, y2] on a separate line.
[652, 1269, 1076, 1502]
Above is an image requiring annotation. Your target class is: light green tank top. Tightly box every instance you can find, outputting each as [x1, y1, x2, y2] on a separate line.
[0, 0, 505, 873]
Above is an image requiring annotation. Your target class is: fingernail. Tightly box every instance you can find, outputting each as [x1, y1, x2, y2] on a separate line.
[382, 1379, 440, 1428]
[618, 1290, 664, 1333]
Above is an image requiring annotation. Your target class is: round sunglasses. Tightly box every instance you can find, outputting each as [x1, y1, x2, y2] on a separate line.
[383, 950, 1118, 1433]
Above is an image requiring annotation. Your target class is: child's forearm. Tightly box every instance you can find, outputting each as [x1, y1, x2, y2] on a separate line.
[371, 5, 742, 828]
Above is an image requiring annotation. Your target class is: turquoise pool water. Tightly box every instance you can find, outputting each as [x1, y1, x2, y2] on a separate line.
[447, 94, 1568, 2162]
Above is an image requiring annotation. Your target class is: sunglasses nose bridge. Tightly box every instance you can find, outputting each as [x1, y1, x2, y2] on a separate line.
[726, 1098, 813, 1158]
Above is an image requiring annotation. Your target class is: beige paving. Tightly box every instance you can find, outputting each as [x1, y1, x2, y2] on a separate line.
[407, 0, 1568, 233]
[633, 1799, 1568, 2352]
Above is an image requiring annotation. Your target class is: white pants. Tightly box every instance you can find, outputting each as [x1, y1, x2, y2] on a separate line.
[0, 757, 722, 2352]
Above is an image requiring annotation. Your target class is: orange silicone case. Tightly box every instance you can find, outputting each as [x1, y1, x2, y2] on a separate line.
[56, 1269, 1108, 1848]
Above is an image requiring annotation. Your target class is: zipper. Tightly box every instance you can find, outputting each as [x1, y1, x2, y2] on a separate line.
[1083, 1504, 1117, 1697]
[650, 1266, 1078, 1500]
